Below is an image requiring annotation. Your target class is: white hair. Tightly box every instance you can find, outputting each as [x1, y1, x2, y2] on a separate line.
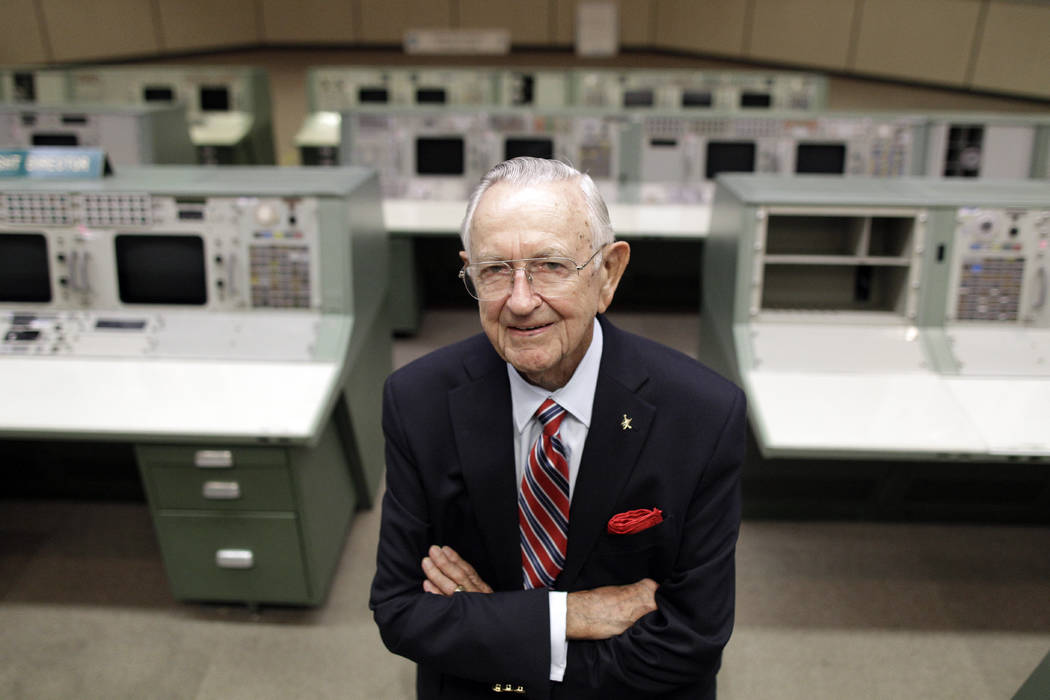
[459, 157, 614, 257]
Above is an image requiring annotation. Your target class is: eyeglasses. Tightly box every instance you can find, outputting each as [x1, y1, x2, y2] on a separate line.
[459, 247, 605, 301]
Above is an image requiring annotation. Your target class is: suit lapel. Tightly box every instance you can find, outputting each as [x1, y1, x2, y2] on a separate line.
[449, 347, 523, 591]
[559, 318, 654, 589]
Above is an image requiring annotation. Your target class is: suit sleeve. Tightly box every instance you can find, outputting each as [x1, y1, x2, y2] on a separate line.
[369, 375, 553, 691]
[563, 387, 746, 693]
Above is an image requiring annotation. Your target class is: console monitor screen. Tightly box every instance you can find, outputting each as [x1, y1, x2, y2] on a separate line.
[796, 143, 847, 174]
[415, 137, 465, 175]
[0, 233, 51, 303]
[14, 72, 35, 102]
[199, 86, 231, 112]
[115, 234, 207, 305]
[705, 141, 757, 179]
[143, 85, 176, 103]
[512, 75, 535, 105]
[416, 88, 447, 105]
[505, 137, 554, 160]
[740, 92, 772, 108]
[682, 91, 713, 108]
[32, 133, 79, 146]
[623, 89, 655, 108]
[358, 87, 389, 104]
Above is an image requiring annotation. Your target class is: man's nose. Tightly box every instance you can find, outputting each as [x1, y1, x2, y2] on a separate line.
[506, 267, 540, 312]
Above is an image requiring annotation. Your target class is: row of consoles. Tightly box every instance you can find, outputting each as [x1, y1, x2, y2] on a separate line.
[332, 107, 1050, 204]
[0, 63, 825, 169]
[3, 171, 1048, 455]
[4, 101, 1046, 206]
[0, 167, 391, 606]
[2, 64, 1046, 204]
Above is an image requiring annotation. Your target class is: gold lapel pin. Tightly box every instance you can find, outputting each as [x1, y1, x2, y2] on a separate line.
[621, 414, 633, 431]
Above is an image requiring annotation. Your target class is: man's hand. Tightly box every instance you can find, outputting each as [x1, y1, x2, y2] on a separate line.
[566, 578, 659, 640]
[421, 545, 493, 595]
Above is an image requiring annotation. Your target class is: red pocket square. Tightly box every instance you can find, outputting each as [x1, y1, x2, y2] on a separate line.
[607, 508, 663, 535]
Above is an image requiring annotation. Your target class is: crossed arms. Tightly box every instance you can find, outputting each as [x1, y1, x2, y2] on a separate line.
[422, 544, 659, 640]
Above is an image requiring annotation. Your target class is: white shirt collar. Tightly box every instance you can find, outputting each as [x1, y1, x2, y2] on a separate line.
[508, 318, 603, 433]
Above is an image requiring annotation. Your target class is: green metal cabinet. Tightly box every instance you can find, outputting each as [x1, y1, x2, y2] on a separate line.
[136, 409, 356, 606]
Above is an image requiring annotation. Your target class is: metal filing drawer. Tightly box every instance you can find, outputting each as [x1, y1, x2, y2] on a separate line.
[144, 465, 297, 511]
[152, 512, 311, 604]
[136, 445, 288, 470]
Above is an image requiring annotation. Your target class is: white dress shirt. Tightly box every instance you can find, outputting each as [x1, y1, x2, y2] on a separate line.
[507, 318, 603, 683]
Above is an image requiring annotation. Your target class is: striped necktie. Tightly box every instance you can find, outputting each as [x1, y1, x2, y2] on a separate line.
[519, 398, 570, 589]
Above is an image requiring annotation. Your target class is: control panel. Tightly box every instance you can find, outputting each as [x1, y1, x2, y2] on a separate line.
[947, 208, 1050, 326]
[573, 69, 828, 112]
[926, 118, 1050, 179]
[67, 66, 265, 119]
[0, 191, 322, 314]
[0, 103, 194, 166]
[63, 66, 275, 165]
[637, 113, 922, 203]
[308, 67, 500, 110]
[343, 108, 627, 200]
[0, 310, 326, 360]
[0, 167, 384, 364]
[0, 68, 67, 105]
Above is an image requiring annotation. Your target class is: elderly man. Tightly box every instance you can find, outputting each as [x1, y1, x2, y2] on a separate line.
[370, 157, 745, 699]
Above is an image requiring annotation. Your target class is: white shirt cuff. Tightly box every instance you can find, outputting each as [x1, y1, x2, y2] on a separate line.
[548, 591, 568, 682]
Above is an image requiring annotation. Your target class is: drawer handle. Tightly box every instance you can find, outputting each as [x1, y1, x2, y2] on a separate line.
[216, 549, 254, 569]
[202, 481, 241, 500]
[195, 450, 233, 468]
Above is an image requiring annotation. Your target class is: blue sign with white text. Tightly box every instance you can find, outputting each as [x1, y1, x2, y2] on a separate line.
[0, 148, 111, 179]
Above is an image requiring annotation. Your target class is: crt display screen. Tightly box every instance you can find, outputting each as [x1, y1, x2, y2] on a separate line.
[682, 90, 713, 108]
[199, 86, 231, 112]
[143, 85, 175, 102]
[623, 89, 655, 108]
[416, 88, 447, 104]
[32, 132, 79, 146]
[115, 235, 206, 305]
[0, 234, 51, 303]
[740, 92, 772, 108]
[416, 137, 465, 175]
[358, 87, 389, 103]
[796, 143, 847, 174]
[706, 141, 757, 179]
[505, 137, 554, 160]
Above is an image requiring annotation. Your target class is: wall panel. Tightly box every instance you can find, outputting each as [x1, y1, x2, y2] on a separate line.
[357, 0, 453, 44]
[655, 0, 748, 57]
[260, 0, 357, 44]
[40, 0, 158, 62]
[749, 0, 855, 70]
[853, 0, 979, 86]
[458, 0, 550, 45]
[157, 0, 260, 52]
[971, 0, 1050, 98]
[0, 0, 50, 64]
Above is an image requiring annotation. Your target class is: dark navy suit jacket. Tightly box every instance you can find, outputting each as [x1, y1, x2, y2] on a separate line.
[370, 315, 746, 699]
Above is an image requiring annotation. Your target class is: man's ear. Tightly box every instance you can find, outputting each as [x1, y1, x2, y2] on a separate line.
[597, 241, 630, 313]
[459, 250, 469, 265]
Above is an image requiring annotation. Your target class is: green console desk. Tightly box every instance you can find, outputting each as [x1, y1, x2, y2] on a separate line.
[0, 167, 389, 606]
